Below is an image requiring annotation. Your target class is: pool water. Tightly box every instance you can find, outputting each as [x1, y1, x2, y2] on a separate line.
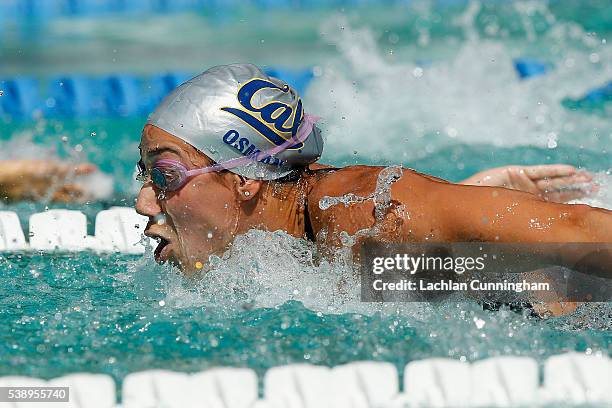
[1, 247, 610, 385]
[0, 0, 610, 393]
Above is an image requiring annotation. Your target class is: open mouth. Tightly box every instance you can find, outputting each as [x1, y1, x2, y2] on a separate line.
[149, 235, 171, 262]
[155, 237, 169, 261]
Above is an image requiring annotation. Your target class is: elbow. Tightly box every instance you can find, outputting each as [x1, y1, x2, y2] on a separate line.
[567, 204, 610, 242]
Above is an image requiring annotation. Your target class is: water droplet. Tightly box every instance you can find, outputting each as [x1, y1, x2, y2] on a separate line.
[547, 133, 558, 149]
[154, 213, 166, 225]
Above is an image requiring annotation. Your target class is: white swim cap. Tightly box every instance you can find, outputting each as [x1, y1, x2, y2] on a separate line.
[147, 63, 324, 180]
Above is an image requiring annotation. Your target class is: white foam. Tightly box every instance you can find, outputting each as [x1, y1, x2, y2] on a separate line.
[73, 172, 114, 201]
[571, 171, 612, 210]
[307, 12, 610, 163]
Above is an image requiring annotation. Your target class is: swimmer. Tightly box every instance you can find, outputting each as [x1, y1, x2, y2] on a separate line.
[136, 64, 610, 312]
[0, 159, 97, 203]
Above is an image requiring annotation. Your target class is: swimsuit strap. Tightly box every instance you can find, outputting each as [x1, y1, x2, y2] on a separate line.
[300, 166, 338, 242]
[302, 177, 316, 241]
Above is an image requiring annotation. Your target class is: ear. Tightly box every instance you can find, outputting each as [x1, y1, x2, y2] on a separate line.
[233, 175, 263, 201]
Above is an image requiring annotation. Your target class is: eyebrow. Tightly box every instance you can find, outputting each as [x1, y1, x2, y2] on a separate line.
[144, 146, 183, 158]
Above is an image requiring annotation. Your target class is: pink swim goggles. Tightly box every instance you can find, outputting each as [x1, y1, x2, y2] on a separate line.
[139, 114, 319, 192]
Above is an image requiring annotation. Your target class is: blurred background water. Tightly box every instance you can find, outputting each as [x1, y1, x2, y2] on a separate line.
[0, 0, 610, 389]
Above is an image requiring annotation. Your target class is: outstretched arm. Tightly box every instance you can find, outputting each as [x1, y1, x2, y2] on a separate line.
[0, 159, 97, 203]
[436, 182, 612, 277]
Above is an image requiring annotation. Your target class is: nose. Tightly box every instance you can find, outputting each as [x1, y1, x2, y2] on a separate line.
[135, 184, 163, 218]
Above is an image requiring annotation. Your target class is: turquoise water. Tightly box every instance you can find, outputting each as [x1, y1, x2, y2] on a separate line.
[0, 0, 611, 394]
[1, 250, 610, 385]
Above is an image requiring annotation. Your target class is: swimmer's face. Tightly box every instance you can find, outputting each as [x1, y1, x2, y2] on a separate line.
[136, 125, 249, 274]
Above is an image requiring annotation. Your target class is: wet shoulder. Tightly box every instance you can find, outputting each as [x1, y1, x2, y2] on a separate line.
[306, 165, 386, 204]
[305, 165, 449, 204]
[304, 165, 402, 243]
[303, 165, 456, 245]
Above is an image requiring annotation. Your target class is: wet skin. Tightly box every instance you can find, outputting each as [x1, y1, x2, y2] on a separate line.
[137, 125, 611, 313]
[0, 160, 97, 203]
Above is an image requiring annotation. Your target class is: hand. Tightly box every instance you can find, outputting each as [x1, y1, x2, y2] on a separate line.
[0, 160, 98, 203]
[460, 164, 597, 203]
[531, 301, 582, 318]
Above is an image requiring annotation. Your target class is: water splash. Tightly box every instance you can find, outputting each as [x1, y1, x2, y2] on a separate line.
[308, 9, 610, 165]
[149, 170, 612, 319]
[319, 166, 403, 218]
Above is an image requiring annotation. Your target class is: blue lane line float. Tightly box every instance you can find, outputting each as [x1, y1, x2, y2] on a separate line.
[264, 67, 314, 95]
[17, 0, 64, 20]
[46, 76, 106, 117]
[0, 1, 18, 23]
[3, 66, 606, 120]
[562, 81, 612, 112]
[113, 0, 157, 15]
[580, 81, 612, 104]
[0, 68, 316, 120]
[103, 75, 143, 117]
[63, 0, 114, 16]
[3, 0, 518, 21]
[142, 72, 195, 114]
[0, 77, 41, 119]
[513, 59, 551, 79]
[155, 0, 205, 13]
